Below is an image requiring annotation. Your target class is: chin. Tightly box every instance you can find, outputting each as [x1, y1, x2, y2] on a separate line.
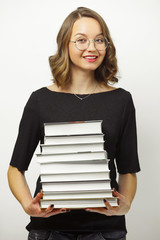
[83, 65, 100, 71]
[82, 63, 100, 69]
[72, 63, 100, 72]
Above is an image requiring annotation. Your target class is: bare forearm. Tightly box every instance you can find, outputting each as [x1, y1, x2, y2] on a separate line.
[7, 165, 32, 209]
[7, 165, 68, 217]
[118, 173, 137, 207]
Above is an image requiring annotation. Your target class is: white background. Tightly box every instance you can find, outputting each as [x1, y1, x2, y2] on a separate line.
[0, 0, 160, 239]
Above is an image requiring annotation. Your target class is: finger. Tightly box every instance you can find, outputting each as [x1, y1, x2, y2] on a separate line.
[44, 205, 69, 214]
[32, 192, 43, 204]
[45, 204, 54, 212]
[85, 208, 114, 216]
[112, 189, 125, 202]
[43, 208, 69, 218]
[40, 204, 55, 215]
[103, 199, 114, 211]
[85, 207, 106, 213]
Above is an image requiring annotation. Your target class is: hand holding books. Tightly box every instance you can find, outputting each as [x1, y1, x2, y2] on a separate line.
[85, 189, 130, 216]
[23, 191, 71, 218]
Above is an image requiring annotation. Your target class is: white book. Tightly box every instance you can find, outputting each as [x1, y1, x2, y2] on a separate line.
[44, 120, 103, 136]
[41, 180, 111, 192]
[39, 160, 109, 174]
[44, 134, 104, 145]
[43, 189, 113, 195]
[37, 151, 108, 163]
[40, 142, 104, 154]
[40, 171, 110, 182]
[42, 191, 113, 200]
[40, 198, 118, 208]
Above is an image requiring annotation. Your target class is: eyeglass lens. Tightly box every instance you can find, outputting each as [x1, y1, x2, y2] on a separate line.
[76, 36, 107, 51]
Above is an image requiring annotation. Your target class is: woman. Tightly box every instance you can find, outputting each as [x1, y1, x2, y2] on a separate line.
[8, 7, 140, 240]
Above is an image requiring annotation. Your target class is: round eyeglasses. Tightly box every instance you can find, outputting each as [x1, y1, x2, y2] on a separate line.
[70, 36, 109, 51]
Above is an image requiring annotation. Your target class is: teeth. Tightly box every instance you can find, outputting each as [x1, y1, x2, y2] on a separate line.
[84, 56, 97, 59]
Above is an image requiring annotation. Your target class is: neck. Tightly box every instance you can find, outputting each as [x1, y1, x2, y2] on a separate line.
[61, 66, 98, 94]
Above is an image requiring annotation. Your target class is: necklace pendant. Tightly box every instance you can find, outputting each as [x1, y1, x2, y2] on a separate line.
[73, 83, 98, 101]
[74, 94, 84, 100]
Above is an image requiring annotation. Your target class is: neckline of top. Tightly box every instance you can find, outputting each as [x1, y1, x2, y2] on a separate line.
[44, 87, 121, 96]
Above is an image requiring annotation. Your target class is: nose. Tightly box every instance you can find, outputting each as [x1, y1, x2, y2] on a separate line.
[87, 40, 96, 51]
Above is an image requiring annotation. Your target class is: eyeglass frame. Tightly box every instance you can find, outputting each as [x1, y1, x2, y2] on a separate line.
[69, 36, 110, 51]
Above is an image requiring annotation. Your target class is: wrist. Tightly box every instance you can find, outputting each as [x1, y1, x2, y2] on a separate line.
[125, 198, 131, 210]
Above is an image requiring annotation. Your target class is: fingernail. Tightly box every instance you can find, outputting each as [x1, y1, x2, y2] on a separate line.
[113, 188, 117, 192]
[104, 199, 106, 202]
[61, 209, 66, 212]
[86, 209, 90, 211]
[51, 204, 54, 208]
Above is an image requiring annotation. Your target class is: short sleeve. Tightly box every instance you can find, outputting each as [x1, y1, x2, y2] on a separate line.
[115, 93, 140, 174]
[10, 92, 41, 171]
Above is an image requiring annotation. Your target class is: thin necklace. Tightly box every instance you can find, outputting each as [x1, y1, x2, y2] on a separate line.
[73, 83, 98, 100]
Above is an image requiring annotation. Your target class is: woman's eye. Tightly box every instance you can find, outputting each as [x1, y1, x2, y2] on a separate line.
[77, 38, 87, 43]
[95, 38, 104, 43]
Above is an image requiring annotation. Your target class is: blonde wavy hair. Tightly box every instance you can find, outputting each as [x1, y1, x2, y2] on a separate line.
[49, 7, 118, 88]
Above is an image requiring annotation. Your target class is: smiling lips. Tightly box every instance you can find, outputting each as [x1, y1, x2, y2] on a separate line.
[83, 55, 98, 62]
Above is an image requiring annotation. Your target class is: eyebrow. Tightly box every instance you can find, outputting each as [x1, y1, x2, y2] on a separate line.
[74, 33, 103, 37]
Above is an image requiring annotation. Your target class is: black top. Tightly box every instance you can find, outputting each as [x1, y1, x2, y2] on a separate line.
[10, 87, 140, 233]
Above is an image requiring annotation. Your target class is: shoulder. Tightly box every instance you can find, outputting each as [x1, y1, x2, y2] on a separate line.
[32, 84, 60, 96]
[32, 87, 47, 96]
[98, 84, 132, 100]
[24, 87, 47, 110]
[116, 87, 131, 96]
[117, 88, 136, 114]
[108, 87, 135, 112]
[28, 87, 50, 102]
[109, 87, 132, 101]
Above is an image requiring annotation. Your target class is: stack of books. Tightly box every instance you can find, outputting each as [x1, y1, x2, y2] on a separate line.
[37, 120, 118, 209]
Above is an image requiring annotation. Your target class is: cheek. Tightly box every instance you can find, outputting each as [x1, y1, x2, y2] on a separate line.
[68, 44, 73, 60]
[98, 51, 106, 64]
[100, 51, 106, 59]
[68, 45, 82, 63]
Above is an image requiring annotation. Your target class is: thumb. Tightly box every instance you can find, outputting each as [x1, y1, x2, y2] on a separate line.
[32, 191, 43, 204]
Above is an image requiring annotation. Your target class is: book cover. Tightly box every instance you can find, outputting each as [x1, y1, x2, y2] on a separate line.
[44, 120, 103, 136]
[40, 171, 110, 182]
[39, 160, 109, 174]
[37, 151, 108, 163]
[41, 180, 111, 192]
[40, 198, 118, 208]
[40, 142, 105, 154]
[42, 190, 113, 200]
[44, 133, 104, 145]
